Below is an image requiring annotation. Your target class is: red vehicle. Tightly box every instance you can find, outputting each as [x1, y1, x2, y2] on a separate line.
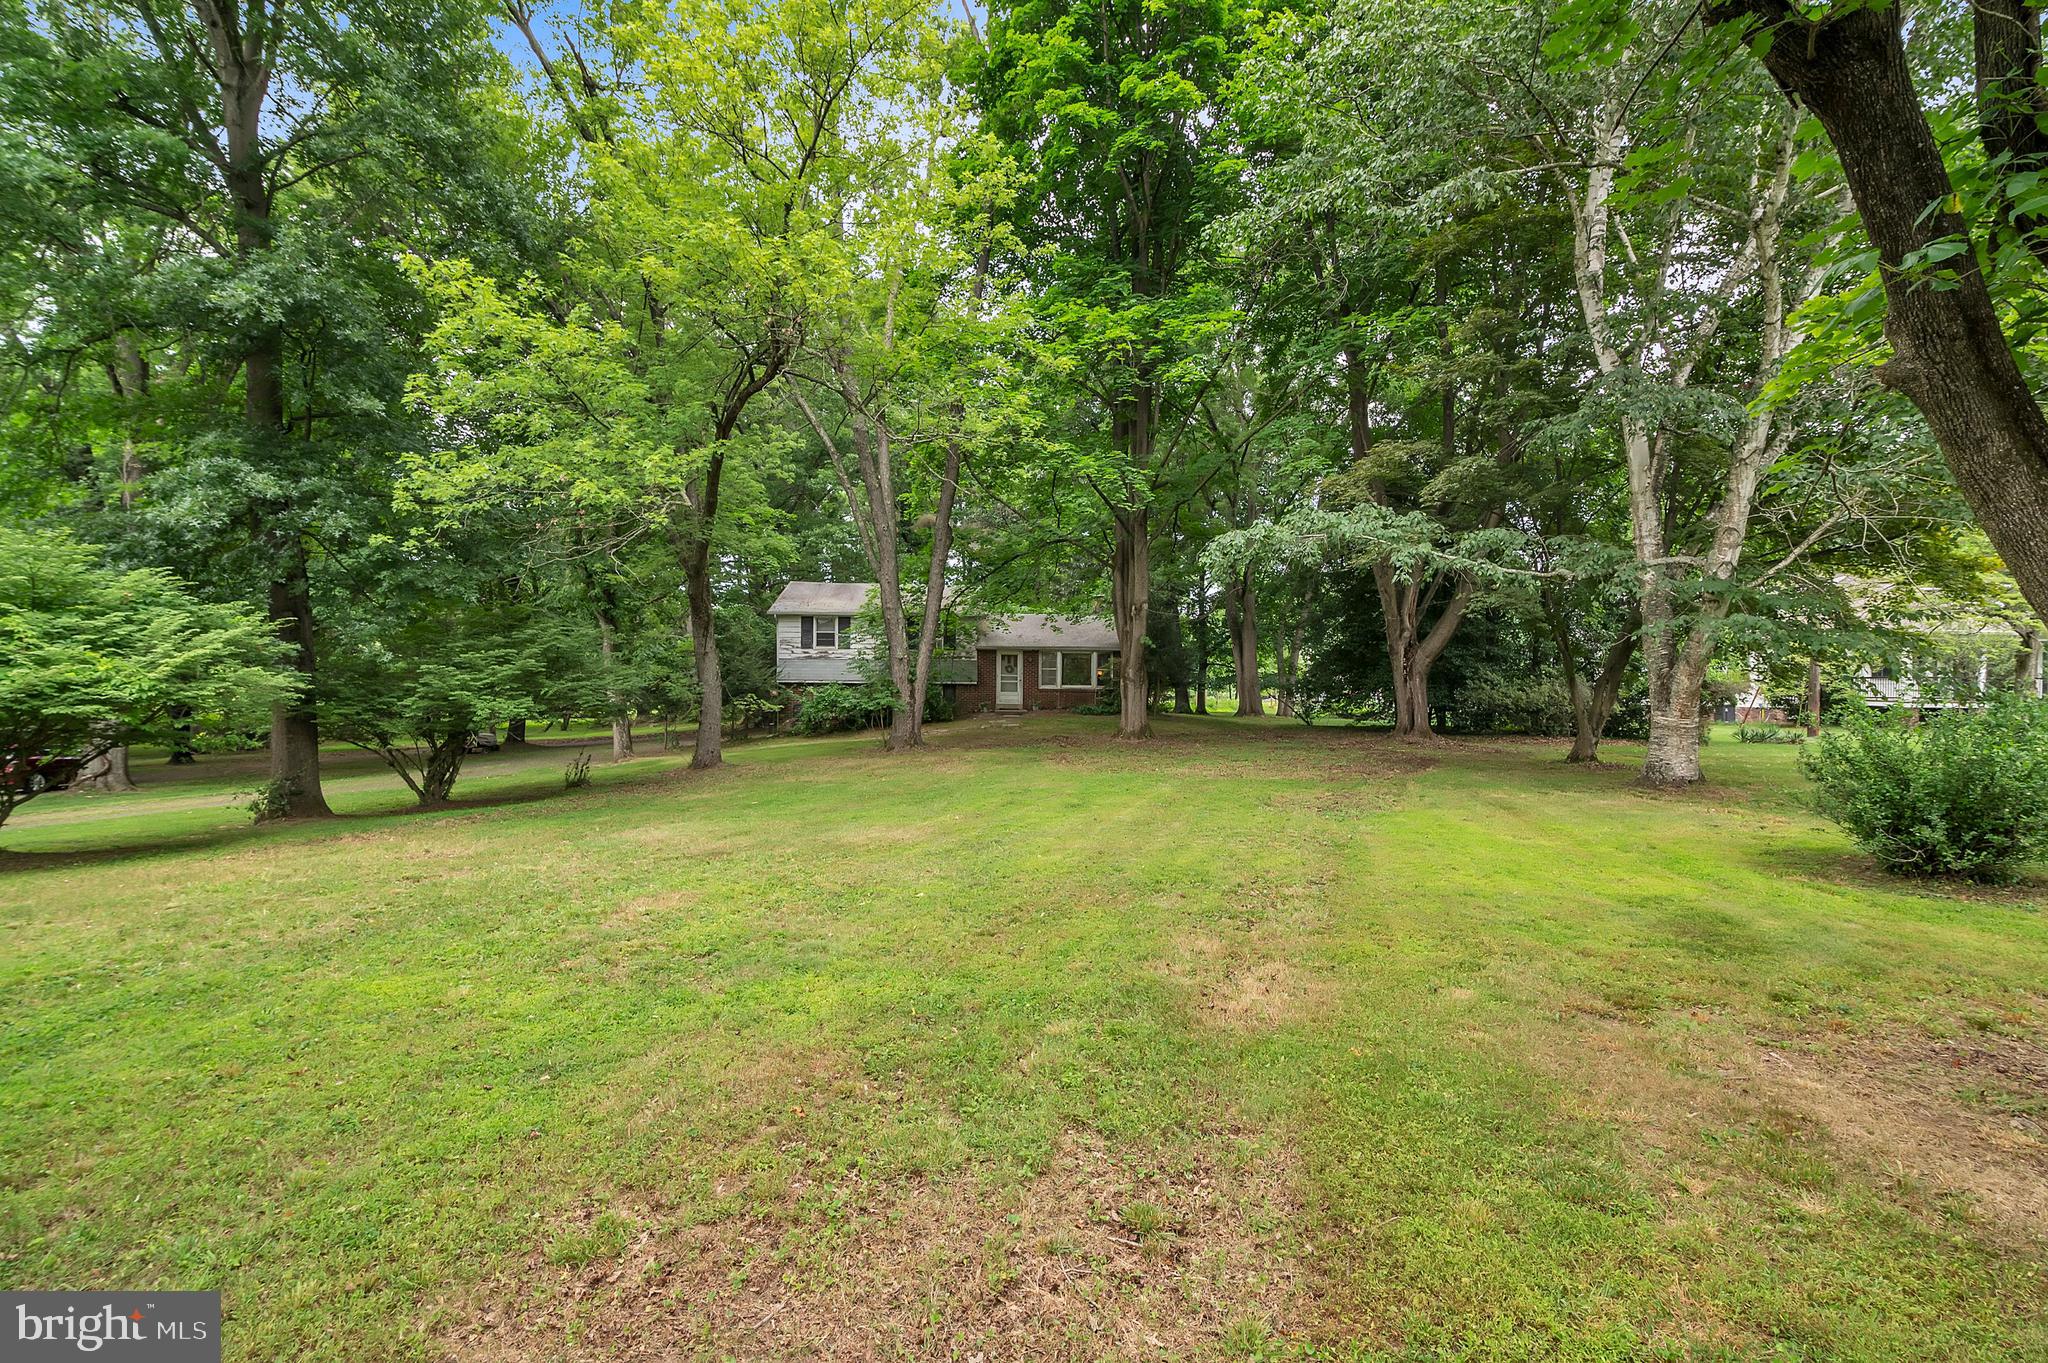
[2, 752, 85, 794]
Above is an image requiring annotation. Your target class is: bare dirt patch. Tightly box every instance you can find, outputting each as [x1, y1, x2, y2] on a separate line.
[1525, 1007, 2048, 1242]
[439, 1129, 1307, 1362]
[606, 889, 700, 925]
[1200, 961, 1336, 1033]
[1747, 1028, 2048, 1233]
[1264, 786, 1400, 819]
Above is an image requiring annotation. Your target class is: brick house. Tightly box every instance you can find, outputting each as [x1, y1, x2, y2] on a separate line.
[769, 581, 1117, 714]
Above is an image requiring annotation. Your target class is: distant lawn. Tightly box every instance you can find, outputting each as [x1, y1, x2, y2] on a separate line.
[3, 717, 2045, 1361]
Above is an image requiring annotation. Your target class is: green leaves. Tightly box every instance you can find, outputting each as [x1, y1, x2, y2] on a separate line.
[1803, 697, 2048, 883]
[1542, 0, 1641, 67]
[0, 529, 291, 826]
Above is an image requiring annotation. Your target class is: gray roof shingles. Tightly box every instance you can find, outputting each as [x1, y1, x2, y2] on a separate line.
[768, 581, 876, 615]
[976, 613, 1118, 650]
[770, 582, 1115, 650]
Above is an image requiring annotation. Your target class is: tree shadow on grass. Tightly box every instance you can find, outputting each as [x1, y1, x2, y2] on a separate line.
[0, 757, 724, 873]
[1734, 840, 2048, 908]
[0, 823, 270, 872]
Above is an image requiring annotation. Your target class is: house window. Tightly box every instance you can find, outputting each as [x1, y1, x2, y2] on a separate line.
[801, 615, 848, 649]
[1029, 649, 1112, 689]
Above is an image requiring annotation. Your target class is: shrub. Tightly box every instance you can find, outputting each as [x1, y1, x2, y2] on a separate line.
[791, 683, 896, 735]
[1445, 673, 1574, 736]
[1799, 698, 2048, 882]
[563, 753, 592, 789]
[722, 692, 780, 741]
[1072, 687, 1120, 716]
[238, 777, 301, 824]
[1736, 723, 1800, 744]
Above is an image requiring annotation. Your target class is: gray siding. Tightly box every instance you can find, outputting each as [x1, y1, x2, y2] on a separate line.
[775, 613, 866, 684]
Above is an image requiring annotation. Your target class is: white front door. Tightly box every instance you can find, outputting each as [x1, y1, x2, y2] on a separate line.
[996, 651, 1023, 708]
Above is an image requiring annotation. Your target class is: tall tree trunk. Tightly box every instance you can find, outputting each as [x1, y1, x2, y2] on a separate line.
[1806, 657, 1824, 736]
[593, 605, 630, 765]
[1166, 601, 1192, 713]
[906, 247, 987, 746]
[505, 718, 527, 745]
[1641, 617, 1712, 786]
[904, 243, 987, 746]
[845, 417, 915, 754]
[266, 545, 331, 814]
[254, 336, 328, 812]
[1193, 566, 1210, 714]
[858, 385, 916, 751]
[1545, 592, 1639, 764]
[1712, 0, 2048, 620]
[2018, 628, 2044, 697]
[76, 743, 135, 793]
[1223, 583, 1242, 710]
[1374, 564, 1473, 741]
[1274, 618, 1301, 718]
[907, 435, 963, 747]
[878, 565, 915, 753]
[167, 709, 197, 765]
[208, 0, 328, 817]
[789, 360, 921, 752]
[595, 606, 633, 761]
[1566, 109, 1801, 786]
[1111, 506, 1151, 738]
[1230, 569, 1261, 717]
[683, 542, 721, 770]
[80, 343, 150, 793]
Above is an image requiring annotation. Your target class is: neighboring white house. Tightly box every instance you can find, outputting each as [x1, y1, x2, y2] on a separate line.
[768, 581, 874, 684]
[1835, 577, 2046, 710]
[767, 581, 1118, 712]
[1719, 577, 2048, 719]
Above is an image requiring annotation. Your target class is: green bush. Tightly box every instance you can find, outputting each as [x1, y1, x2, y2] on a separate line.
[791, 683, 897, 735]
[1799, 698, 2048, 882]
[238, 777, 301, 824]
[1072, 687, 1120, 716]
[1736, 723, 1800, 744]
[1445, 674, 1574, 736]
[790, 682, 953, 734]
[722, 692, 780, 740]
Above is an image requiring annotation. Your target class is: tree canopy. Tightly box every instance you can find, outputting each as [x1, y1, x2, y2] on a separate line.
[0, 527, 288, 827]
[1, 0, 2042, 805]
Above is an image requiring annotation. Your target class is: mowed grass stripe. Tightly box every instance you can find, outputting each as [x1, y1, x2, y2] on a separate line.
[3, 717, 2044, 1359]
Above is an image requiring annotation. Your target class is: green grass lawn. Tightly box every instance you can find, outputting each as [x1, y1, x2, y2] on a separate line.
[3, 717, 2045, 1360]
